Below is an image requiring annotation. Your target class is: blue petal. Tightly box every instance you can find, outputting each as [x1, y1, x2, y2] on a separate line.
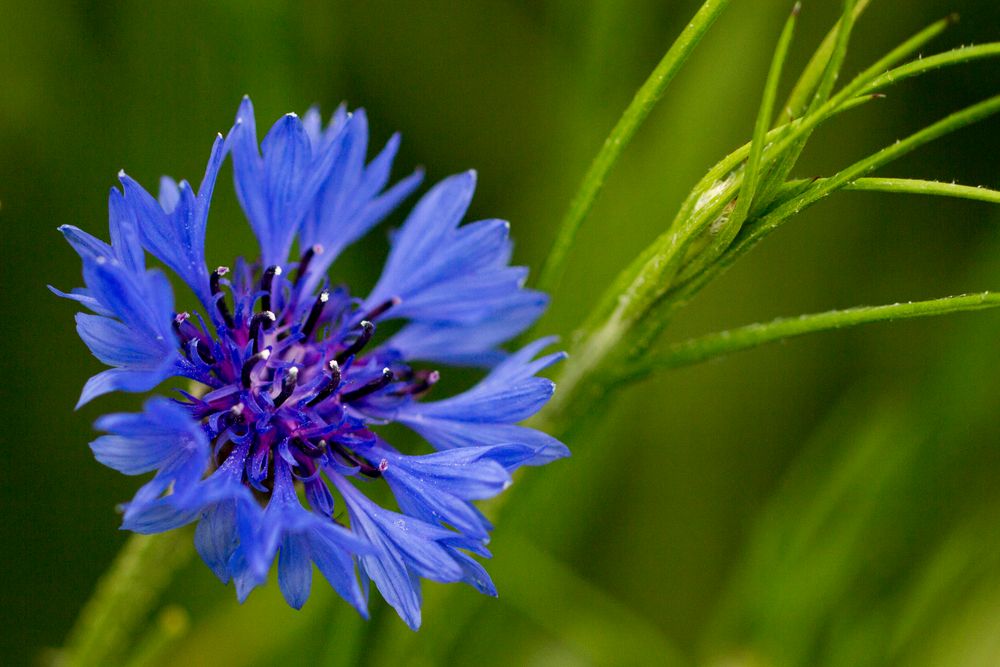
[119, 447, 208, 533]
[297, 110, 422, 295]
[77, 363, 176, 408]
[158, 176, 181, 211]
[365, 175, 548, 358]
[232, 548, 267, 603]
[385, 446, 516, 499]
[308, 529, 369, 618]
[107, 187, 145, 273]
[402, 420, 569, 467]
[121, 135, 225, 306]
[230, 98, 340, 266]
[90, 398, 207, 475]
[365, 172, 476, 308]
[59, 224, 115, 263]
[195, 501, 238, 583]
[76, 313, 168, 368]
[362, 541, 423, 631]
[388, 339, 570, 466]
[385, 296, 547, 367]
[391, 268, 531, 324]
[426, 378, 554, 424]
[192, 445, 265, 584]
[71, 261, 179, 407]
[385, 466, 494, 540]
[81, 260, 175, 344]
[336, 478, 463, 583]
[48, 286, 116, 317]
[278, 534, 312, 609]
[450, 549, 497, 597]
[249, 461, 370, 611]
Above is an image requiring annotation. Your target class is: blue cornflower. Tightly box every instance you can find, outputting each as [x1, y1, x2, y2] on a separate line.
[54, 97, 569, 629]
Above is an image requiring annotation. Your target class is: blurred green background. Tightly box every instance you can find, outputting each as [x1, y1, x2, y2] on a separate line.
[3, 1, 1000, 665]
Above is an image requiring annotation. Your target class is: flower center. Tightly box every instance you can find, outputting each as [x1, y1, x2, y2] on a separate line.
[172, 245, 435, 497]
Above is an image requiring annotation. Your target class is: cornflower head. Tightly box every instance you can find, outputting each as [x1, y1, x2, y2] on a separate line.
[53, 97, 569, 629]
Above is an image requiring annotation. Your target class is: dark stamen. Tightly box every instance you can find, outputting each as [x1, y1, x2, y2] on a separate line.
[362, 296, 401, 321]
[358, 456, 386, 478]
[241, 348, 271, 388]
[302, 290, 329, 340]
[294, 244, 323, 286]
[260, 265, 281, 313]
[398, 370, 440, 396]
[341, 367, 394, 403]
[211, 267, 235, 328]
[249, 310, 276, 352]
[192, 339, 216, 365]
[335, 320, 375, 363]
[329, 442, 381, 477]
[273, 367, 298, 408]
[306, 360, 342, 407]
[297, 437, 328, 458]
[173, 313, 215, 364]
[217, 403, 244, 432]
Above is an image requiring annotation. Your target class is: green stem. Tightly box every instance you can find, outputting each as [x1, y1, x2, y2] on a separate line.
[59, 530, 193, 667]
[614, 292, 1000, 385]
[535, 0, 732, 294]
[123, 606, 190, 667]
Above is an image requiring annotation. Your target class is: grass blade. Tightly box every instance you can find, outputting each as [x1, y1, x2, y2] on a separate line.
[615, 292, 1000, 385]
[844, 177, 1000, 203]
[863, 43, 1000, 94]
[783, 0, 872, 118]
[536, 0, 733, 294]
[731, 3, 800, 231]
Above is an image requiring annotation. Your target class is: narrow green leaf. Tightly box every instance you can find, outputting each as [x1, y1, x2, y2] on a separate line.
[680, 4, 800, 286]
[863, 43, 1000, 95]
[752, 12, 958, 212]
[844, 177, 1000, 204]
[787, 94, 1000, 210]
[731, 3, 800, 231]
[695, 93, 1000, 300]
[809, 0, 858, 111]
[752, 0, 858, 213]
[615, 292, 1000, 385]
[783, 0, 872, 118]
[536, 0, 733, 294]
